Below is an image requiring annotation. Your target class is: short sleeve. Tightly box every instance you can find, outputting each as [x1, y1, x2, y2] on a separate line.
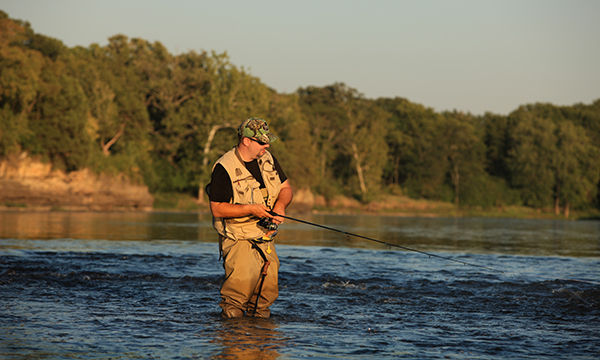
[207, 164, 233, 202]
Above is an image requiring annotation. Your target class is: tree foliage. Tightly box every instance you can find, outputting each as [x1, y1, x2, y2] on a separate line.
[1, 12, 599, 215]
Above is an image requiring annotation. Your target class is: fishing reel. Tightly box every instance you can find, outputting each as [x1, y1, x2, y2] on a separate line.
[258, 217, 278, 231]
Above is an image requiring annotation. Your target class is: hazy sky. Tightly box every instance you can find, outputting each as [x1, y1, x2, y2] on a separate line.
[3, 0, 599, 115]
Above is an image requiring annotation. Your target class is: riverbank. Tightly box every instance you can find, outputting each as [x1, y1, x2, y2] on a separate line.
[3, 190, 598, 221]
[1, 155, 597, 220]
[0, 155, 153, 211]
[152, 192, 600, 221]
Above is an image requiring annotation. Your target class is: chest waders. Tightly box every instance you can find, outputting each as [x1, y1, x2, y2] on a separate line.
[247, 238, 272, 316]
[245, 188, 277, 316]
[212, 148, 282, 318]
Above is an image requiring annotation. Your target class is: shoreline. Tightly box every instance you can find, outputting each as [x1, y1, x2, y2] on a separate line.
[2, 200, 598, 221]
[3, 157, 598, 221]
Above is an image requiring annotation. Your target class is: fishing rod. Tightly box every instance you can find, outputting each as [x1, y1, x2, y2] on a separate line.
[269, 211, 503, 273]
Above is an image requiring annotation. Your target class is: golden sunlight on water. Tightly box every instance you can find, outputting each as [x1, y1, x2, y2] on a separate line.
[1, 211, 599, 257]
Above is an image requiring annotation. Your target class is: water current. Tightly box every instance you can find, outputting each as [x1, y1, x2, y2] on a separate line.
[1, 211, 599, 359]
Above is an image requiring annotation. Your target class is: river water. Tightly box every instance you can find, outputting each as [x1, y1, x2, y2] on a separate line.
[1, 211, 599, 359]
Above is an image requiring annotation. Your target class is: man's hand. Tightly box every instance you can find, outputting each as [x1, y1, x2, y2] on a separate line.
[249, 204, 275, 219]
[270, 207, 285, 225]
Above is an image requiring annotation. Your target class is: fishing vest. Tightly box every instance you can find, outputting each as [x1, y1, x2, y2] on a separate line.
[212, 147, 282, 241]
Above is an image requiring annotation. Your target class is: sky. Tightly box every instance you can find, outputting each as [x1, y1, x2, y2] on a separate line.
[2, 0, 599, 115]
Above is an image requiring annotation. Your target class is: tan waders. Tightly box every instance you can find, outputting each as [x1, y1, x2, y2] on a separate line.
[212, 147, 284, 318]
[219, 236, 280, 318]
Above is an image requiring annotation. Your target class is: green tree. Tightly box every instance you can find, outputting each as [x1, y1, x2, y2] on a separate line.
[553, 121, 600, 216]
[81, 36, 154, 182]
[507, 103, 600, 214]
[440, 111, 486, 206]
[266, 93, 319, 191]
[482, 112, 511, 179]
[0, 13, 43, 155]
[299, 83, 387, 200]
[127, 41, 210, 192]
[190, 52, 275, 196]
[25, 59, 92, 170]
[377, 97, 448, 199]
[298, 83, 349, 198]
[2, 10, 599, 213]
[507, 109, 557, 208]
[342, 96, 388, 200]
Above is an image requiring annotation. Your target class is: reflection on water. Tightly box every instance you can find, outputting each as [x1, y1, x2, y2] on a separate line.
[3, 211, 598, 257]
[211, 317, 285, 359]
[0, 211, 215, 242]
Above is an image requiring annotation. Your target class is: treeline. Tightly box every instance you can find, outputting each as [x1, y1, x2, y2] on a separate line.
[1, 12, 599, 215]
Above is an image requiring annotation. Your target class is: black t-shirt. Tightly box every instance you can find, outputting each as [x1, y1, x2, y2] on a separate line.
[207, 155, 287, 203]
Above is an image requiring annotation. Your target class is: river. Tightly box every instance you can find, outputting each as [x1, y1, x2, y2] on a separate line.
[1, 211, 599, 359]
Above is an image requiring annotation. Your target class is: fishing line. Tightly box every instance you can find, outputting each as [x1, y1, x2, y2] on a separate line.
[269, 211, 504, 273]
[269, 212, 598, 308]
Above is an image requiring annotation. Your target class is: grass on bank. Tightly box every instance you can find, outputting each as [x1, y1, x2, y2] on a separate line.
[151, 192, 600, 220]
[153, 192, 206, 212]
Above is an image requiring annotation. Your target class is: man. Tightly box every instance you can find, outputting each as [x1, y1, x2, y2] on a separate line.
[207, 117, 293, 318]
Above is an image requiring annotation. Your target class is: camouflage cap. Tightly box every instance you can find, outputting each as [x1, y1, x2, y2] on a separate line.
[238, 117, 278, 144]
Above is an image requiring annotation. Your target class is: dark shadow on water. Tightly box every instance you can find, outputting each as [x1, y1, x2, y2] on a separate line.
[578, 216, 600, 221]
[210, 316, 287, 359]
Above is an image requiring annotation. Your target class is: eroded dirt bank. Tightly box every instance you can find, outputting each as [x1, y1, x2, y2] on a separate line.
[0, 155, 153, 211]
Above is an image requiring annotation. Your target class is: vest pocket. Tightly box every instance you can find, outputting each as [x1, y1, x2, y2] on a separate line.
[234, 177, 262, 205]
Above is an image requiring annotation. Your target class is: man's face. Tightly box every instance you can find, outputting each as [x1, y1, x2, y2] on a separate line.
[248, 137, 270, 159]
